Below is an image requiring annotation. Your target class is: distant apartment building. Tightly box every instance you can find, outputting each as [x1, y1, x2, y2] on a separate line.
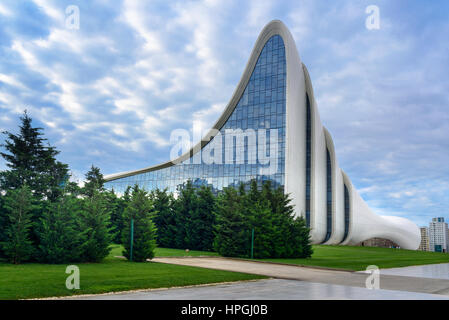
[429, 217, 449, 253]
[418, 227, 430, 251]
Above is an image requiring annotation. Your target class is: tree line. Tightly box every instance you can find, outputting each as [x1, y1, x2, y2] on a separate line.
[0, 111, 312, 264]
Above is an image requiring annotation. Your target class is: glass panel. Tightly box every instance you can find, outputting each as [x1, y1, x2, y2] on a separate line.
[105, 35, 287, 195]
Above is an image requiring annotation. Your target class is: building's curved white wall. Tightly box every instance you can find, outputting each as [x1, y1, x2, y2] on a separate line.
[303, 64, 326, 243]
[105, 20, 421, 250]
[268, 20, 420, 249]
[323, 128, 345, 244]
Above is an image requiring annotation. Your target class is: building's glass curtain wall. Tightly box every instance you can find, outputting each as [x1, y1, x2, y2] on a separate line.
[342, 184, 350, 242]
[323, 148, 332, 243]
[105, 35, 286, 194]
[305, 94, 311, 227]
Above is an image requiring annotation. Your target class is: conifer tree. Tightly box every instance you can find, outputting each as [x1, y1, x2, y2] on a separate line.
[122, 186, 157, 262]
[246, 180, 274, 258]
[106, 189, 123, 244]
[1, 186, 36, 264]
[213, 187, 250, 257]
[0, 111, 69, 200]
[37, 194, 85, 263]
[287, 216, 313, 258]
[151, 188, 177, 248]
[83, 165, 105, 198]
[193, 186, 216, 251]
[79, 190, 113, 262]
[0, 192, 6, 258]
[174, 180, 198, 249]
[110, 186, 132, 244]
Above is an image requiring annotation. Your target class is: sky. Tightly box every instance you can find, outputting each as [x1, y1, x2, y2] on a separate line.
[0, 0, 448, 227]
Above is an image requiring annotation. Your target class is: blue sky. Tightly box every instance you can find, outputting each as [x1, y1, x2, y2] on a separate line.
[0, 0, 448, 226]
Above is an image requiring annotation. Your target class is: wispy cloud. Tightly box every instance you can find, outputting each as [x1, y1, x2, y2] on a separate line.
[0, 0, 448, 226]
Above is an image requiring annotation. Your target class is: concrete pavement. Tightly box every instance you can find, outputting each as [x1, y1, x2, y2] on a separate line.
[68, 278, 449, 300]
[153, 257, 449, 296]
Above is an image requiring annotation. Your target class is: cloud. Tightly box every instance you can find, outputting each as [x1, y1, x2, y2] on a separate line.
[0, 0, 448, 226]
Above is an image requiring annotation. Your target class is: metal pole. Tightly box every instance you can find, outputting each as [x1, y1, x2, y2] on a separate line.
[130, 219, 134, 262]
[251, 228, 254, 259]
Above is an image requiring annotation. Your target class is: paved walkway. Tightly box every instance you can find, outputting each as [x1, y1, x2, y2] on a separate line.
[379, 263, 449, 280]
[153, 257, 449, 296]
[70, 279, 448, 300]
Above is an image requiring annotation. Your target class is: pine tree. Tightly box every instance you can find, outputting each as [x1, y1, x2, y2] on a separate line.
[151, 188, 177, 248]
[83, 165, 105, 198]
[260, 181, 313, 258]
[194, 186, 216, 251]
[122, 186, 157, 262]
[106, 189, 123, 244]
[246, 180, 274, 258]
[37, 194, 85, 264]
[213, 187, 250, 258]
[287, 217, 313, 258]
[0, 111, 69, 200]
[1, 186, 36, 264]
[79, 190, 113, 262]
[0, 192, 6, 258]
[110, 186, 132, 244]
[174, 180, 198, 249]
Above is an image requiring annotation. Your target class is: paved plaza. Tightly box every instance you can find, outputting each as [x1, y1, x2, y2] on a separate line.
[63, 258, 449, 300]
[69, 278, 449, 300]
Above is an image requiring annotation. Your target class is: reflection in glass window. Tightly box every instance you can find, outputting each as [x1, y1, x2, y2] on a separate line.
[105, 35, 287, 195]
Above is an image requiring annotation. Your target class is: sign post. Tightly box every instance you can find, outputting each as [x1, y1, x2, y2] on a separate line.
[251, 228, 254, 259]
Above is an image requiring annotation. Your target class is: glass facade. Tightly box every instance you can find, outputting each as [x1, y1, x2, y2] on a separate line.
[105, 35, 286, 195]
[323, 148, 332, 243]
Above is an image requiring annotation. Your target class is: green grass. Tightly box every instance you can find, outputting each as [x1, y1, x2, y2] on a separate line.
[0, 246, 264, 300]
[109, 244, 219, 258]
[259, 245, 449, 271]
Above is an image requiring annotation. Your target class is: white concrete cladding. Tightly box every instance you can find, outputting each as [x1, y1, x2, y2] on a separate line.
[275, 19, 420, 250]
[104, 20, 421, 250]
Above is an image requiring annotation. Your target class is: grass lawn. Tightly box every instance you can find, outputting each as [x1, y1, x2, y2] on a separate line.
[109, 244, 219, 258]
[259, 245, 449, 271]
[0, 246, 264, 300]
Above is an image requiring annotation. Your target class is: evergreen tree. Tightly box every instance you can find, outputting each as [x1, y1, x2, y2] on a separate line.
[261, 182, 288, 257]
[64, 180, 83, 197]
[287, 216, 313, 258]
[106, 189, 123, 244]
[110, 186, 132, 244]
[0, 192, 6, 258]
[174, 180, 198, 249]
[246, 180, 274, 258]
[261, 181, 313, 258]
[83, 165, 105, 198]
[193, 186, 216, 251]
[213, 187, 250, 258]
[79, 191, 113, 262]
[1, 186, 36, 264]
[213, 180, 313, 259]
[0, 111, 69, 200]
[122, 186, 157, 262]
[247, 200, 275, 258]
[151, 188, 177, 248]
[37, 194, 85, 264]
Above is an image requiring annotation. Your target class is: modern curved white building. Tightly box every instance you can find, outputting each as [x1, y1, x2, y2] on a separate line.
[104, 20, 421, 250]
